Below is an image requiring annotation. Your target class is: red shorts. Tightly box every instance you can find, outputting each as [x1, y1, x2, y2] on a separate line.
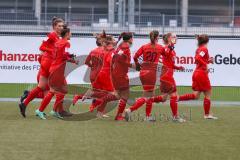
[90, 70, 100, 85]
[112, 75, 129, 91]
[92, 71, 114, 92]
[140, 70, 157, 91]
[192, 70, 211, 92]
[160, 78, 177, 93]
[159, 66, 176, 93]
[37, 70, 50, 90]
[39, 56, 53, 78]
[49, 63, 67, 94]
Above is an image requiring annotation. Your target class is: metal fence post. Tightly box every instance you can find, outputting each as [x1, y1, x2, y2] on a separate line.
[44, 0, 47, 26]
[91, 7, 94, 31]
[15, 0, 18, 25]
[65, 12, 68, 24]
[162, 14, 165, 35]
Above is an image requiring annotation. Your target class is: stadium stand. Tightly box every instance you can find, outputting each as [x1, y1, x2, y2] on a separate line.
[0, 0, 239, 36]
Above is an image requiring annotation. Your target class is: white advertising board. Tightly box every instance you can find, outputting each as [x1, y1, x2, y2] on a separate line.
[0, 36, 239, 86]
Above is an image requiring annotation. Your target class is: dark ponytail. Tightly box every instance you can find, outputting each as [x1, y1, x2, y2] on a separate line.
[150, 30, 159, 44]
[117, 32, 133, 44]
[60, 24, 70, 38]
[104, 35, 114, 46]
[94, 30, 107, 46]
[196, 34, 209, 46]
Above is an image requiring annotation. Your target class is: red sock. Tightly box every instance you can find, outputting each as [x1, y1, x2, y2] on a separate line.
[152, 95, 164, 103]
[179, 94, 196, 101]
[203, 98, 211, 115]
[54, 93, 65, 112]
[145, 98, 153, 117]
[92, 99, 102, 106]
[116, 99, 127, 117]
[130, 98, 146, 112]
[102, 93, 118, 103]
[36, 91, 45, 99]
[91, 91, 108, 99]
[23, 87, 43, 106]
[39, 92, 54, 112]
[89, 99, 102, 112]
[97, 102, 106, 112]
[170, 96, 178, 117]
[75, 94, 83, 100]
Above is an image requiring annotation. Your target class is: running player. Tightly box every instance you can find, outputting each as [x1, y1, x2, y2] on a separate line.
[124, 30, 165, 121]
[72, 31, 105, 111]
[82, 34, 118, 118]
[111, 32, 133, 121]
[178, 34, 218, 120]
[18, 17, 64, 117]
[35, 25, 78, 119]
[145, 33, 186, 122]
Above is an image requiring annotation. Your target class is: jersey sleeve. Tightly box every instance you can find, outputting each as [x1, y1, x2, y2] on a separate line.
[64, 42, 75, 62]
[48, 32, 59, 43]
[134, 46, 144, 64]
[65, 42, 71, 54]
[39, 33, 58, 53]
[85, 51, 93, 67]
[195, 48, 208, 65]
[39, 40, 53, 53]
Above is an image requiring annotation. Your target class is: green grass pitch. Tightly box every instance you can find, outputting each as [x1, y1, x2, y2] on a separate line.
[0, 101, 239, 160]
[0, 83, 240, 101]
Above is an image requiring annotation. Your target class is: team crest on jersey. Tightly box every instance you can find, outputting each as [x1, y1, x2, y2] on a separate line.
[65, 47, 69, 52]
[111, 52, 115, 57]
[118, 50, 124, 55]
[199, 51, 205, 57]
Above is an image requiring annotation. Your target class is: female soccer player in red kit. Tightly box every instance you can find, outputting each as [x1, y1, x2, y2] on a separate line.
[35, 26, 78, 119]
[111, 32, 133, 121]
[124, 30, 165, 121]
[72, 31, 105, 111]
[92, 35, 117, 117]
[18, 17, 64, 117]
[88, 33, 134, 119]
[81, 34, 117, 118]
[149, 33, 186, 122]
[178, 34, 218, 119]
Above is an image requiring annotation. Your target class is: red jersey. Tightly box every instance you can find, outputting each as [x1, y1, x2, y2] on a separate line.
[162, 45, 177, 69]
[111, 42, 131, 77]
[101, 48, 114, 73]
[48, 39, 72, 92]
[160, 45, 178, 83]
[50, 39, 71, 72]
[85, 46, 104, 82]
[93, 48, 114, 91]
[39, 31, 59, 59]
[134, 43, 164, 70]
[195, 45, 210, 72]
